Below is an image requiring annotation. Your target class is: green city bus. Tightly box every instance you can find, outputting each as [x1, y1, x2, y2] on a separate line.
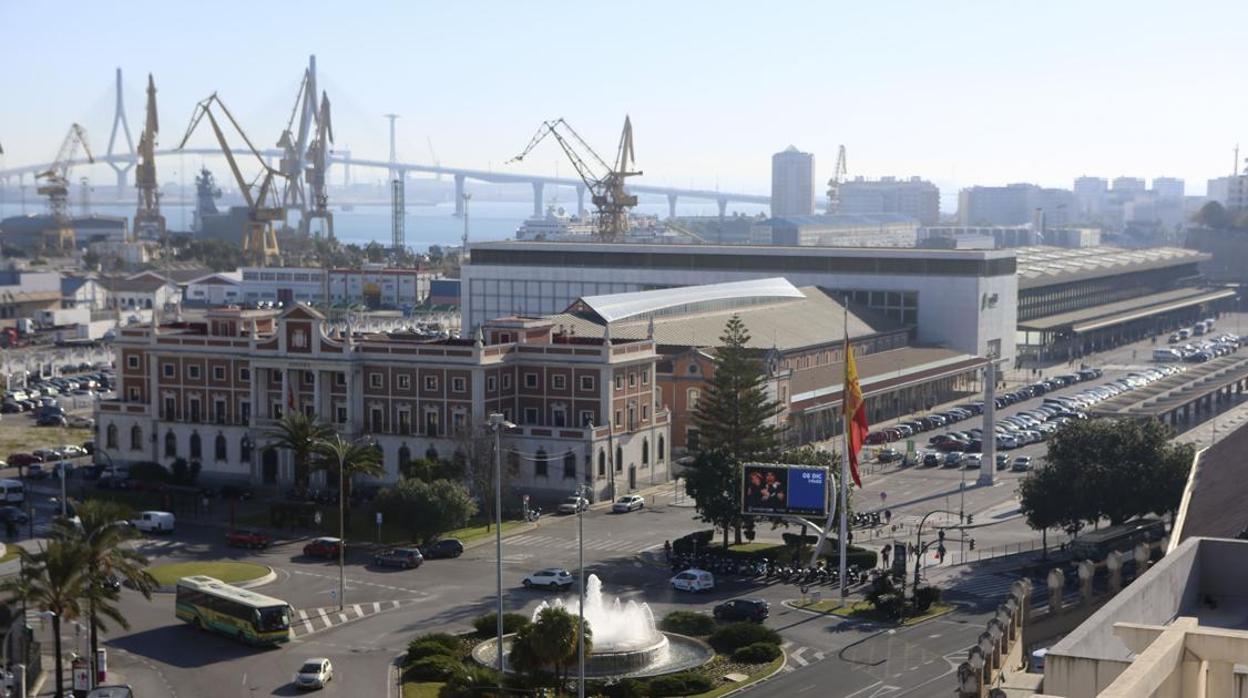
[175, 575, 293, 645]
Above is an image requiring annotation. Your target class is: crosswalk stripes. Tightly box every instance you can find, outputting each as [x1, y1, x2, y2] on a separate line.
[505, 533, 647, 554]
[289, 598, 416, 639]
[944, 573, 1020, 600]
[778, 641, 827, 673]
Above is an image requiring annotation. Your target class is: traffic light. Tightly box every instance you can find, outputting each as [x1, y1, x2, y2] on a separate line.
[967, 514, 974, 525]
[969, 538, 976, 550]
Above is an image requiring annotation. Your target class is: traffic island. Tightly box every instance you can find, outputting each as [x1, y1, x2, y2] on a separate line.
[145, 560, 275, 592]
[786, 598, 955, 626]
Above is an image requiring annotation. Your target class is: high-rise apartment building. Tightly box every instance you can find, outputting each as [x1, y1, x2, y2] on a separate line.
[1073, 176, 1108, 218]
[838, 176, 941, 225]
[771, 146, 815, 216]
[1112, 176, 1147, 194]
[957, 184, 1075, 227]
[1151, 177, 1185, 200]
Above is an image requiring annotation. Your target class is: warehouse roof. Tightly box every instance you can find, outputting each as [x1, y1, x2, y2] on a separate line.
[1016, 246, 1208, 289]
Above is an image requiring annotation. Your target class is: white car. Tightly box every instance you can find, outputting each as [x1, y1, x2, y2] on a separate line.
[130, 511, 175, 533]
[294, 657, 333, 690]
[670, 568, 715, 592]
[612, 495, 645, 513]
[58, 444, 88, 458]
[557, 496, 589, 515]
[1012, 456, 1033, 473]
[962, 453, 983, 469]
[523, 568, 574, 591]
[66, 416, 94, 429]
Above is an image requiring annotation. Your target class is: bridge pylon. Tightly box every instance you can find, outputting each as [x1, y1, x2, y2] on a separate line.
[105, 68, 136, 197]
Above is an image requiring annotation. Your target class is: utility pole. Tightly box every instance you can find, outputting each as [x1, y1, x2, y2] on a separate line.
[461, 193, 471, 260]
[383, 114, 400, 180]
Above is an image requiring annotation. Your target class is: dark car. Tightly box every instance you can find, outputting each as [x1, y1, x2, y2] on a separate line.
[7, 453, 38, 467]
[303, 537, 343, 559]
[713, 598, 770, 622]
[420, 538, 464, 559]
[0, 507, 28, 525]
[372, 547, 423, 569]
[226, 529, 272, 549]
[922, 453, 940, 468]
[36, 414, 68, 427]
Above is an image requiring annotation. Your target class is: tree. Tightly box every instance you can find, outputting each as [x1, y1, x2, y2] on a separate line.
[456, 424, 516, 531]
[52, 500, 157, 680]
[1, 540, 88, 698]
[374, 478, 477, 543]
[1017, 462, 1071, 556]
[510, 606, 592, 693]
[266, 412, 334, 491]
[686, 316, 783, 547]
[313, 435, 385, 521]
[1195, 201, 1233, 230]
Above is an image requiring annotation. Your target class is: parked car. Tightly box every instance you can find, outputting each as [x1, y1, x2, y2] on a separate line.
[1011, 456, 1033, 473]
[996, 454, 1009, 471]
[129, 511, 175, 533]
[66, 415, 95, 429]
[962, 454, 983, 469]
[922, 452, 940, 468]
[303, 537, 343, 558]
[943, 452, 963, 468]
[0, 507, 28, 525]
[877, 447, 903, 463]
[31, 448, 60, 462]
[293, 657, 334, 690]
[420, 538, 464, 559]
[713, 598, 770, 622]
[523, 568, 573, 591]
[557, 496, 589, 515]
[36, 414, 67, 427]
[613, 495, 645, 513]
[58, 445, 87, 459]
[226, 529, 271, 549]
[670, 568, 715, 592]
[372, 547, 424, 569]
[7, 453, 38, 467]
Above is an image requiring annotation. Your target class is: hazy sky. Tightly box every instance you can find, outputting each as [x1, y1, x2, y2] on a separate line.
[2, 0, 1247, 197]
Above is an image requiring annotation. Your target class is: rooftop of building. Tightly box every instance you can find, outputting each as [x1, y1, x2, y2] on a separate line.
[1174, 422, 1248, 545]
[763, 213, 919, 228]
[1015, 245, 1208, 289]
[543, 278, 901, 353]
[468, 239, 1014, 261]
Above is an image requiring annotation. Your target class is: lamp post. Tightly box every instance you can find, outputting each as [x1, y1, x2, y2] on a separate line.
[488, 413, 516, 690]
[576, 482, 588, 698]
[331, 433, 373, 612]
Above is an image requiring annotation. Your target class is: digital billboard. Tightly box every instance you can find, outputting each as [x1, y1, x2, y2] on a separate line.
[741, 463, 829, 517]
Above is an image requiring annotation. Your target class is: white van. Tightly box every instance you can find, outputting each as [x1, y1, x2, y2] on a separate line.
[0, 479, 24, 505]
[670, 568, 715, 592]
[131, 511, 175, 533]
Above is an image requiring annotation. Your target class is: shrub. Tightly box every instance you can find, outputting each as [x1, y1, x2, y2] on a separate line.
[472, 612, 531, 637]
[648, 672, 713, 697]
[913, 585, 942, 614]
[672, 530, 715, 554]
[129, 461, 170, 484]
[596, 678, 649, 698]
[405, 654, 465, 682]
[708, 622, 781, 654]
[660, 611, 715, 637]
[406, 640, 457, 663]
[442, 665, 500, 698]
[732, 641, 781, 664]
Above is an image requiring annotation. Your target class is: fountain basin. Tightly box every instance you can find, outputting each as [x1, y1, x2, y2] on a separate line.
[471, 631, 712, 679]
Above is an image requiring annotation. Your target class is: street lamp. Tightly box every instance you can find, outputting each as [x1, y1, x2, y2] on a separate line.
[331, 433, 374, 612]
[488, 412, 516, 689]
[575, 482, 590, 698]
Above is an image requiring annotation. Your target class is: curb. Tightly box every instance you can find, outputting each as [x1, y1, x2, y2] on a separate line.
[717, 652, 788, 697]
[151, 564, 276, 593]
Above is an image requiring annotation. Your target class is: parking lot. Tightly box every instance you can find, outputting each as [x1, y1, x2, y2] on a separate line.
[1, 364, 113, 473]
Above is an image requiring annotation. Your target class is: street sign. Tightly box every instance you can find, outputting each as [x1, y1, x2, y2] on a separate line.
[375, 512, 383, 525]
[73, 657, 90, 691]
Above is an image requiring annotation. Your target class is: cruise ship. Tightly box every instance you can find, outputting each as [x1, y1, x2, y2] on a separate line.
[514, 206, 597, 241]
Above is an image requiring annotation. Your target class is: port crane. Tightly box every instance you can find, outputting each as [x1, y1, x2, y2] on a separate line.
[509, 116, 641, 242]
[826, 144, 847, 213]
[134, 74, 166, 240]
[300, 91, 334, 240]
[178, 93, 286, 266]
[36, 123, 93, 250]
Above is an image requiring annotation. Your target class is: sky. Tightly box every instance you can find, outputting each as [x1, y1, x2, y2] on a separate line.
[2, 0, 1247, 198]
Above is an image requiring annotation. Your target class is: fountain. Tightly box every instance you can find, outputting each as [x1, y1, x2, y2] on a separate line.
[472, 574, 713, 678]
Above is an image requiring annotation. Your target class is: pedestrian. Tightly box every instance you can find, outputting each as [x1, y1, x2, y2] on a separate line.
[663, 540, 672, 562]
[884, 509, 892, 524]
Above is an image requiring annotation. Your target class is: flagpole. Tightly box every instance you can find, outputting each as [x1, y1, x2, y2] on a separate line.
[839, 301, 850, 603]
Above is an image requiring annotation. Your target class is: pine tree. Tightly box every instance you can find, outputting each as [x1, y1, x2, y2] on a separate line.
[686, 315, 784, 548]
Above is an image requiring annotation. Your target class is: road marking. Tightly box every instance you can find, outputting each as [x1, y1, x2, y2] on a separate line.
[791, 647, 810, 667]
[317, 608, 331, 629]
[303, 620, 314, 635]
[373, 602, 381, 613]
[338, 612, 349, 623]
[298, 609, 308, 622]
[353, 604, 363, 618]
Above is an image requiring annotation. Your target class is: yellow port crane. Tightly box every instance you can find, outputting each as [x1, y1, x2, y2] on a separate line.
[134, 74, 166, 240]
[826, 145, 847, 214]
[36, 123, 93, 250]
[177, 93, 286, 266]
[509, 116, 641, 242]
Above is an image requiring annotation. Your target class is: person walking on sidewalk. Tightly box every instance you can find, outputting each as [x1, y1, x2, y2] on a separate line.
[664, 540, 672, 562]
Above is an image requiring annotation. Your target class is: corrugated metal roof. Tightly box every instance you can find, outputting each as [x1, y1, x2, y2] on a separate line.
[1015, 245, 1208, 288]
[576, 277, 805, 324]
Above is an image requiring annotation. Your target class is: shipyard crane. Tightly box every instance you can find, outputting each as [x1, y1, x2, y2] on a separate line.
[278, 65, 319, 219]
[178, 93, 286, 266]
[134, 74, 166, 240]
[36, 123, 94, 250]
[508, 116, 641, 242]
[826, 145, 847, 213]
[300, 91, 334, 240]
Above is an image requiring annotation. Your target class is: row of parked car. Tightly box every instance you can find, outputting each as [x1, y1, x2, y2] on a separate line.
[2, 370, 113, 414]
[1155, 333, 1241, 364]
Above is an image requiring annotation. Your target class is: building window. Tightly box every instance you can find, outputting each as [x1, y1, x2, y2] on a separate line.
[271, 402, 283, 419]
[614, 410, 622, 427]
[335, 372, 346, 387]
[239, 367, 251, 382]
[190, 432, 202, 460]
[552, 375, 566, 390]
[335, 403, 347, 424]
[240, 437, 252, 462]
[214, 433, 227, 461]
[188, 397, 201, 423]
[552, 406, 567, 427]
[292, 329, 308, 348]
[163, 396, 176, 420]
[614, 375, 623, 391]
[186, 365, 201, 380]
[658, 435, 665, 461]
[641, 369, 649, 385]
[370, 406, 384, 433]
[628, 372, 636, 388]
[164, 431, 177, 458]
[563, 451, 576, 479]
[535, 449, 548, 477]
[212, 366, 226, 381]
[487, 375, 497, 392]
[615, 446, 623, 472]
[598, 449, 606, 477]
[579, 410, 594, 427]
[524, 407, 539, 424]
[524, 373, 538, 389]
[642, 438, 649, 466]
[642, 405, 649, 421]
[452, 377, 466, 393]
[163, 363, 175, 379]
[106, 424, 118, 449]
[452, 411, 466, 432]
[127, 387, 141, 401]
[130, 425, 143, 451]
[398, 408, 412, 435]
[127, 355, 140, 370]
[240, 401, 251, 423]
[213, 398, 226, 424]
[369, 373, 383, 389]
[303, 371, 314, 385]
[499, 332, 512, 343]
[424, 375, 438, 391]
[424, 410, 439, 436]
[502, 373, 513, 390]
[579, 375, 595, 391]
[687, 389, 700, 410]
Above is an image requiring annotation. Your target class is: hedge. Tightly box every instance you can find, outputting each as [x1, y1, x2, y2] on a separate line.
[472, 612, 531, 637]
[406, 640, 457, 663]
[672, 530, 715, 554]
[659, 611, 716, 637]
[732, 641, 782, 664]
[708, 622, 782, 654]
[441, 665, 500, 698]
[648, 672, 714, 697]
[405, 654, 465, 682]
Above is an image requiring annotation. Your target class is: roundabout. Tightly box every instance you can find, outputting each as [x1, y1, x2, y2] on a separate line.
[144, 560, 275, 590]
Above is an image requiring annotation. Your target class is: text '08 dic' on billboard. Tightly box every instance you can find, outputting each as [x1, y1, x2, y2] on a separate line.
[741, 463, 829, 517]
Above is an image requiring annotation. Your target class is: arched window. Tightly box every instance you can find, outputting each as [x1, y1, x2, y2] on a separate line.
[597, 449, 606, 477]
[105, 424, 118, 450]
[535, 448, 549, 477]
[240, 437, 252, 462]
[563, 451, 576, 479]
[130, 425, 143, 451]
[615, 446, 623, 473]
[164, 431, 177, 458]
[214, 433, 227, 461]
[658, 435, 666, 462]
[641, 438, 649, 466]
[190, 432, 202, 460]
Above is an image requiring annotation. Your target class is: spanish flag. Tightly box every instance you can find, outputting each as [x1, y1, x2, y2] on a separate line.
[844, 340, 868, 487]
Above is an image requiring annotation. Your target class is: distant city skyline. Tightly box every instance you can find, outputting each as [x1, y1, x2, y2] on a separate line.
[2, 1, 1247, 198]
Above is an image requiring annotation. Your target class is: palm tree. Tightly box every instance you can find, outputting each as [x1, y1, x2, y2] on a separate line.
[314, 434, 384, 523]
[510, 607, 591, 693]
[1, 540, 88, 698]
[53, 500, 157, 677]
[265, 412, 334, 491]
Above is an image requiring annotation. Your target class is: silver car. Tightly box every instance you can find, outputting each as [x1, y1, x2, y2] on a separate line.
[294, 658, 333, 690]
